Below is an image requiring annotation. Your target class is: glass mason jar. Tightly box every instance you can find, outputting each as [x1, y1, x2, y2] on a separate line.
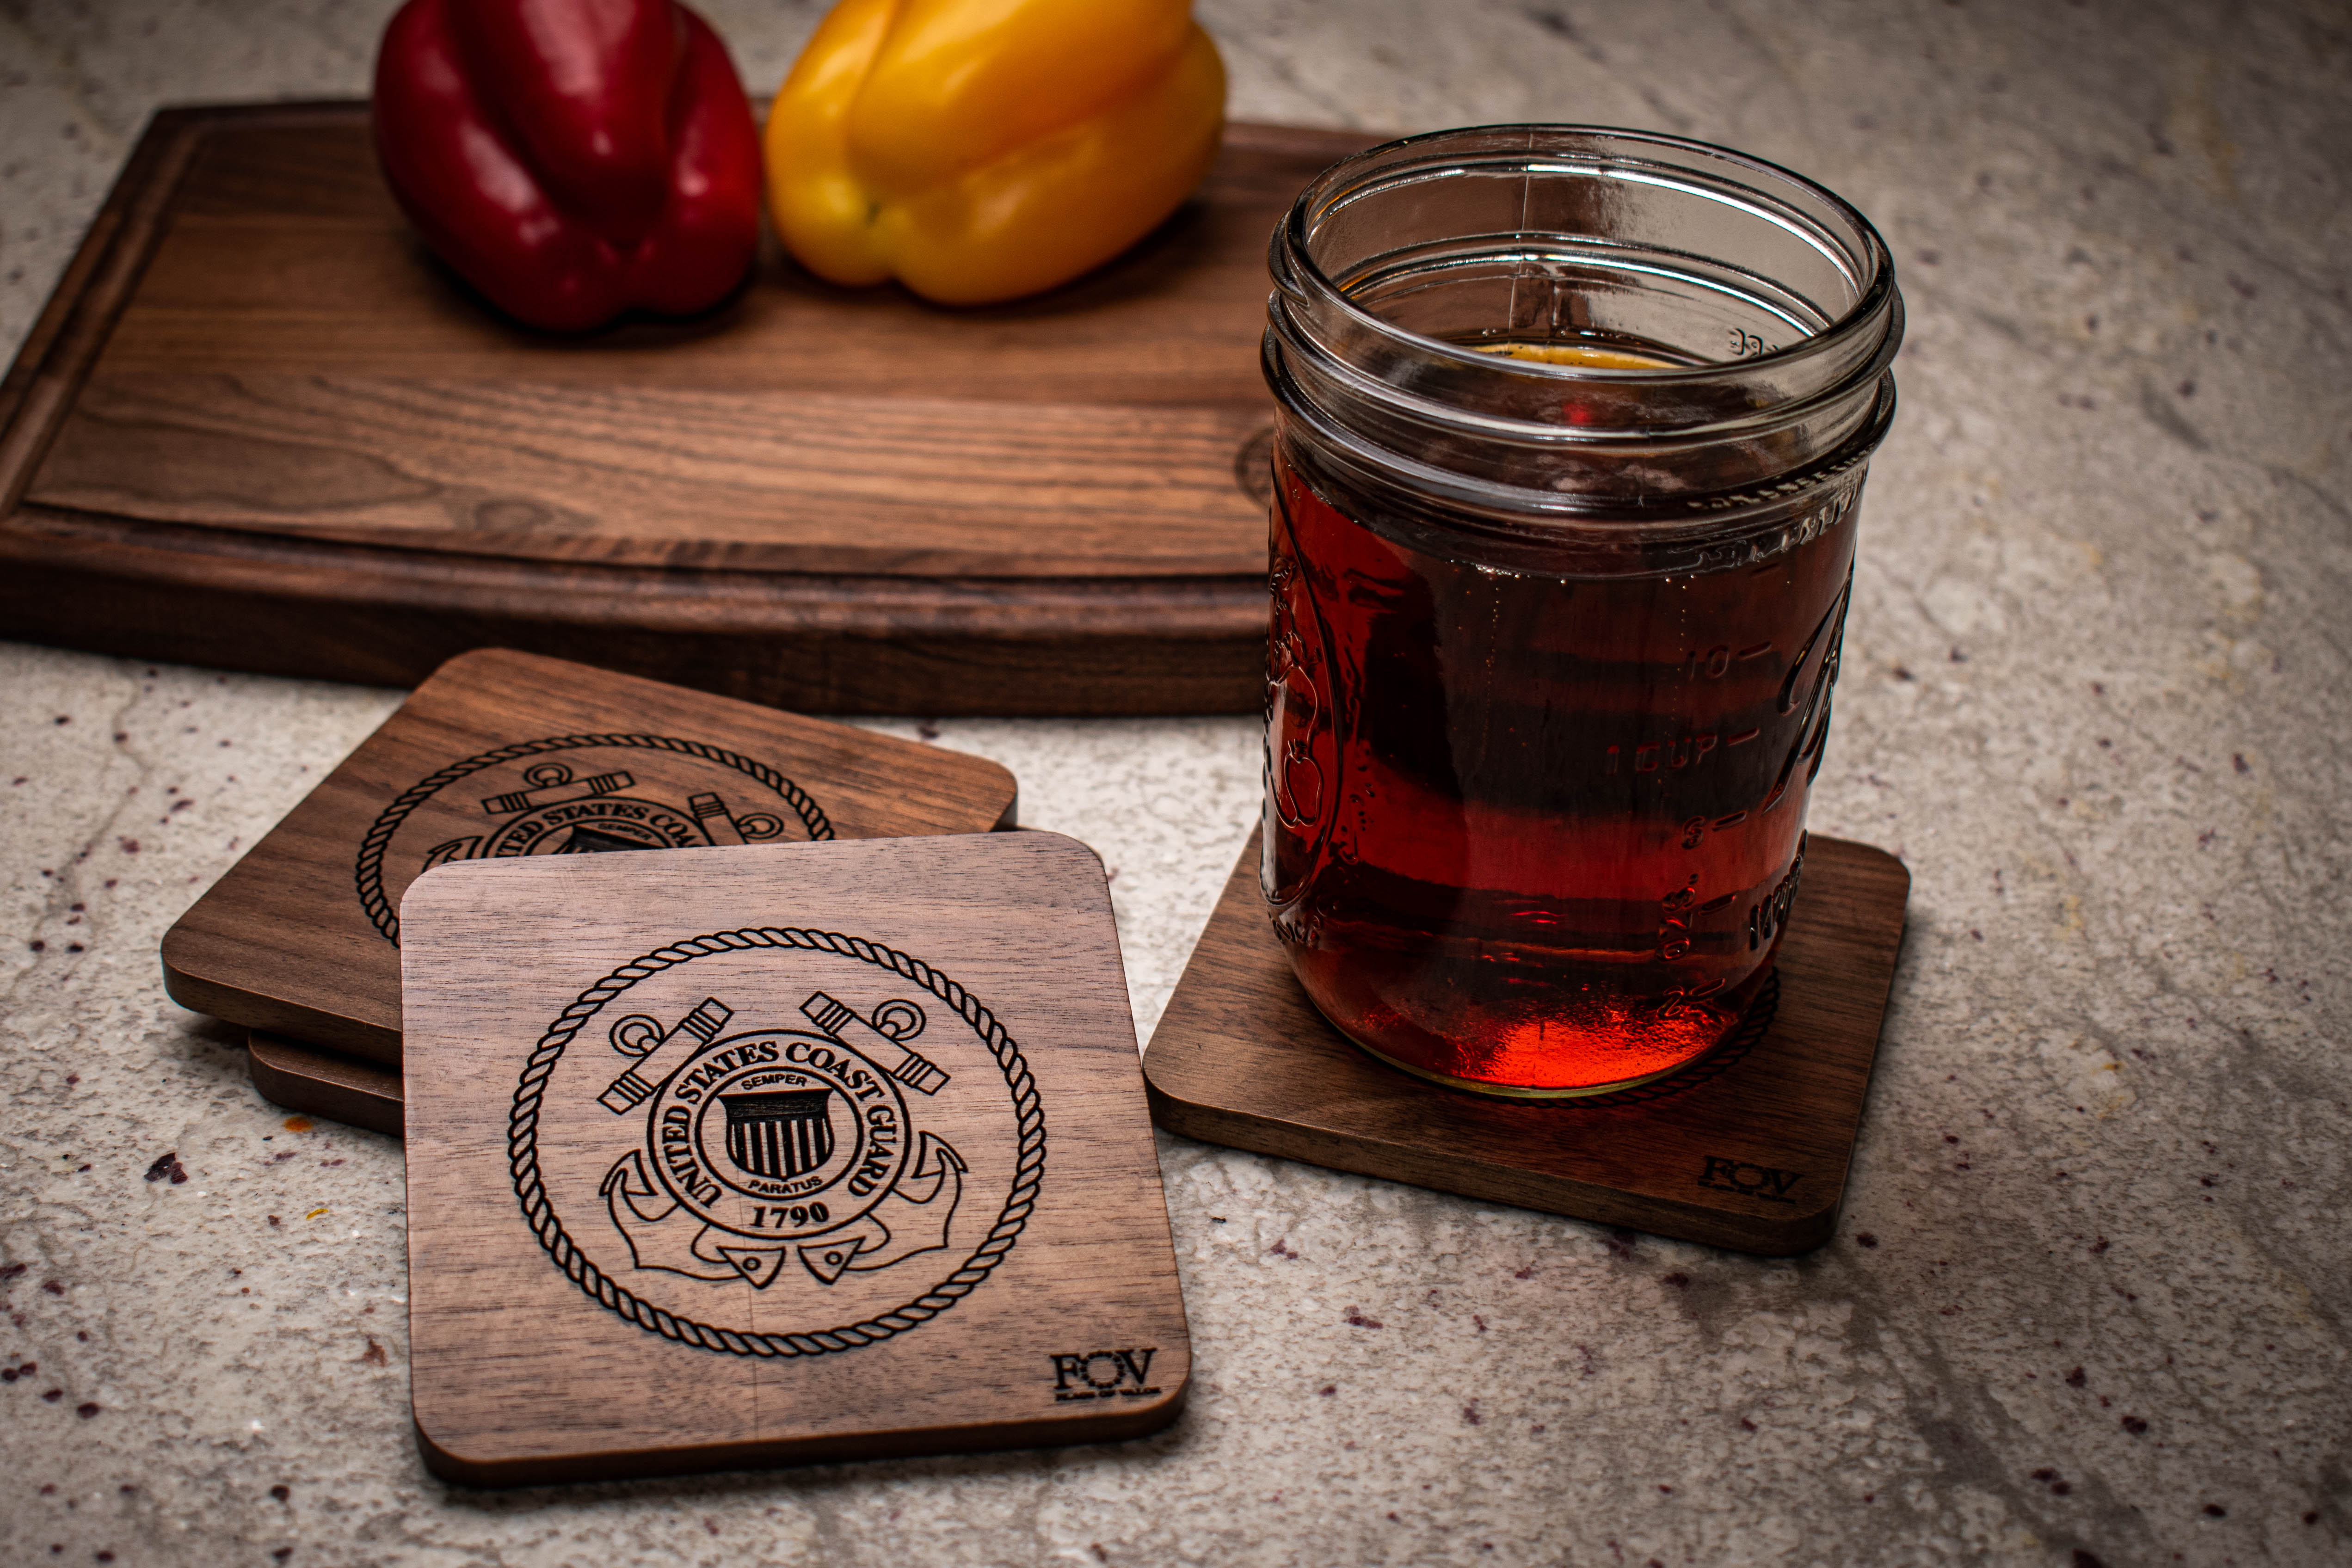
[1259, 126, 1902, 1098]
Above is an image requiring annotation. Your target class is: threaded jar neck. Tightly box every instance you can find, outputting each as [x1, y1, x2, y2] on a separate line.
[1265, 124, 1903, 559]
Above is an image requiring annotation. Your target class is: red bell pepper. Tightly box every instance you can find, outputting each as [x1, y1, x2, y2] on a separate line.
[372, 0, 762, 332]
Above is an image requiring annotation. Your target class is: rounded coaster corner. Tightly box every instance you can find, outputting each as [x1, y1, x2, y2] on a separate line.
[247, 1033, 404, 1138]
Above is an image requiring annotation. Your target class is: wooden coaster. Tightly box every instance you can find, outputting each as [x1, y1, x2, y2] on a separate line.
[399, 831, 1188, 1483]
[248, 1032, 404, 1138]
[163, 648, 1017, 1065]
[1144, 830, 1909, 1255]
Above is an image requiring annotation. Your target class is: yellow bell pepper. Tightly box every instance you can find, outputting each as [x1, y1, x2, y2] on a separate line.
[766, 0, 1225, 306]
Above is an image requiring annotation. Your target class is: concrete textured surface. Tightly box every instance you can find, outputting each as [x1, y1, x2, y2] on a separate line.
[2, 0, 2347, 1563]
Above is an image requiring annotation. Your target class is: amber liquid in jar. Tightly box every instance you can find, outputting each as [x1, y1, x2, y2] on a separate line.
[1265, 345, 1855, 1094]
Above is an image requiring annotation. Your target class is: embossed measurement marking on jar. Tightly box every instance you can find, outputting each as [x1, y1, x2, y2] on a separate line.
[1606, 735, 1727, 775]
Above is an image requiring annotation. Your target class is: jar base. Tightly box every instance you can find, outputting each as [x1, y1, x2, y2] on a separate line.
[1332, 1020, 1742, 1101]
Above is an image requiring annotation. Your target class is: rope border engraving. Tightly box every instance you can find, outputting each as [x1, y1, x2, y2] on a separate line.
[356, 734, 835, 945]
[509, 927, 1046, 1358]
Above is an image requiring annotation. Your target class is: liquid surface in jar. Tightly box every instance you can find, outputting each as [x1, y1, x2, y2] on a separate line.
[1264, 430, 1856, 1095]
[1471, 341, 1680, 369]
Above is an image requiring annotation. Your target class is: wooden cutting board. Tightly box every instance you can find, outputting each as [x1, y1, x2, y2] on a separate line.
[1145, 829, 1909, 1255]
[399, 830, 1187, 1482]
[0, 104, 1372, 714]
[161, 647, 1017, 1064]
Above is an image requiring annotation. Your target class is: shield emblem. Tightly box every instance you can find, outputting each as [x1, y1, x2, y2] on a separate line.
[720, 1088, 835, 1180]
[552, 824, 659, 854]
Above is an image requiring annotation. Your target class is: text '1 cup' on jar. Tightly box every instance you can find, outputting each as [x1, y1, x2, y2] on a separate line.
[1260, 125, 1902, 1097]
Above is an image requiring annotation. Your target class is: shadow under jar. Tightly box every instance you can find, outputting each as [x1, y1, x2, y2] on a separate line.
[1260, 125, 1903, 1097]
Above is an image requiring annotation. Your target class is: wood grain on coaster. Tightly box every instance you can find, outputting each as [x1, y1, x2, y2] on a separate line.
[0, 104, 1373, 714]
[1144, 829, 1909, 1255]
[399, 831, 1186, 1482]
[162, 648, 1017, 1064]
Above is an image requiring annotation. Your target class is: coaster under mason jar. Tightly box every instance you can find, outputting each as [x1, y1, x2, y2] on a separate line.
[399, 830, 1187, 1483]
[1143, 829, 1909, 1256]
[163, 647, 1018, 1066]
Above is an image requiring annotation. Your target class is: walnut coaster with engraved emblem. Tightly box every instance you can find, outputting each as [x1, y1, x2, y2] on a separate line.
[399, 831, 1186, 1482]
[1144, 828, 1909, 1256]
[161, 648, 1017, 1076]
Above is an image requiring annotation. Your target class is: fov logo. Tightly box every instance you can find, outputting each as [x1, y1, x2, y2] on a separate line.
[1049, 1349, 1161, 1403]
[1697, 1155, 1805, 1205]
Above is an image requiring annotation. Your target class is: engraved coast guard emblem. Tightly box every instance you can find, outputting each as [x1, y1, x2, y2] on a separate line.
[598, 992, 966, 1289]
[508, 929, 1044, 1357]
[356, 735, 833, 944]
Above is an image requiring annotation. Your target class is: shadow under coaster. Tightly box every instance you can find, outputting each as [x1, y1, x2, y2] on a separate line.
[1142, 830, 1909, 1256]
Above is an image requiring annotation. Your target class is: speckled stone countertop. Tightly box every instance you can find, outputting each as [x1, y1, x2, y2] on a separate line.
[3, 2, 2347, 1564]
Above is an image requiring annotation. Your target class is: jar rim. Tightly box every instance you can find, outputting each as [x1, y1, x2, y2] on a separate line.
[1268, 326, 1901, 546]
[1273, 123, 1899, 403]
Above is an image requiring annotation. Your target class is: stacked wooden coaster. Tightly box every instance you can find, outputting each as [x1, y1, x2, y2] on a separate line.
[165, 656, 1188, 1476]
[163, 648, 1019, 1130]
